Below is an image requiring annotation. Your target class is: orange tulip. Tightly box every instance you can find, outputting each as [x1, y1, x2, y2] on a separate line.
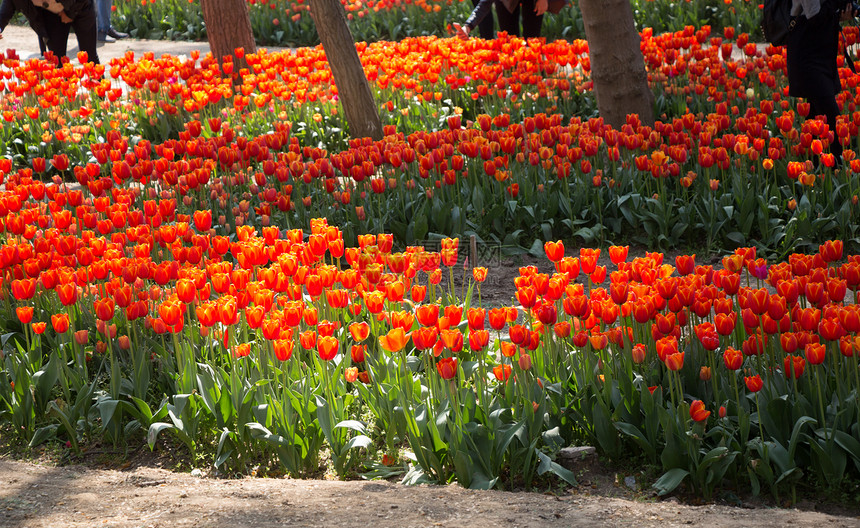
[664, 351, 684, 371]
[16, 307, 33, 324]
[493, 364, 512, 382]
[544, 240, 564, 262]
[349, 321, 370, 342]
[274, 339, 293, 361]
[317, 335, 339, 361]
[468, 329, 489, 350]
[51, 313, 70, 333]
[439, 329, 463, 353]
[379, 327, 409, 353]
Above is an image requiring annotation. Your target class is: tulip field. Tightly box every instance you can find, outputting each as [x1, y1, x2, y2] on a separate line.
[2, 4, 860, 502]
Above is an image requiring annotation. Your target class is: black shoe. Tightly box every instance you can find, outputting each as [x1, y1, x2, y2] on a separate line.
[106, 28, 128, 39]
[97, 32, 116, 43]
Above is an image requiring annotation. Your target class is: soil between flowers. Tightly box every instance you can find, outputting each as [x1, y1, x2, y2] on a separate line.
[0, 457, 857, 528]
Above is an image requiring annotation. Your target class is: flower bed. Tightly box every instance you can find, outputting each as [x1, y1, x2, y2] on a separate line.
[2, 18, 860, 498]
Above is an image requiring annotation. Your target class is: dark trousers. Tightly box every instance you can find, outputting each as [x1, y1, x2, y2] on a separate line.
[471, 0, 495, 39]
[809, 95, 843, 159]
[495, 0, 543, 38]
[41, 2, 100, 65]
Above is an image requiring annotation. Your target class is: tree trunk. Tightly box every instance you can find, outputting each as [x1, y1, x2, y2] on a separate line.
[201, 0, 257, 63]
[309, 0, 383, 141]
[578, 0, 653, 128]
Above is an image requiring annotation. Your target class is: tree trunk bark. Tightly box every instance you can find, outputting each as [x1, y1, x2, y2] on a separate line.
[578, 0, 653, 128]
[309, 0, 383, 141]
[201, 0, 257, 63]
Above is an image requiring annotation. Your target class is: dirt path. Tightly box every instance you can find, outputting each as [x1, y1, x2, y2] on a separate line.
[0, 458, 857, 528]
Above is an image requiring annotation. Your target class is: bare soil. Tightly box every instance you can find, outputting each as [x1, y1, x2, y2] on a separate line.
[1, 452, 859, 528]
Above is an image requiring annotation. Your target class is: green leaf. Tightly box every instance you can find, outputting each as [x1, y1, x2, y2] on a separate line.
[335, 419, 367, 434]
[30, 425, 59, 447]
[535, 449, 578, 487]
[344, 434, 373, 451]
[653, 467, 690, 496]
[614, 422, 656, 461]
[147, 422, 176, 448]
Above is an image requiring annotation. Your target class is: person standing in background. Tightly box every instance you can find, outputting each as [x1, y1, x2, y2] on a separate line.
[96, 0, 127, 42]
[469, 0, 495, 39]
[786, 0, 856, 166]
[456, 0, 547, 39]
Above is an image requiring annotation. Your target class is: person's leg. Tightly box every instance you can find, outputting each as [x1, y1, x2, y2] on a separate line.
[41, 11, 70, 62]
[494, 0, 519, 37]
[96, 0, 110, 35]
[72, 2, 101, 64]
[471, 0, 494, 39]
[519, 0, 543, 38]
[809, 95, 843, 160]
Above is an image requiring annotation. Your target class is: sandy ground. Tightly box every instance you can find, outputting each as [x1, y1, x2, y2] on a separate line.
[1, 457, 858, 528]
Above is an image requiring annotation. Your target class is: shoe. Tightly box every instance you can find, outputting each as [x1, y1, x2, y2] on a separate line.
[106, 28, 128, 39]
[97, 32, 116, 43]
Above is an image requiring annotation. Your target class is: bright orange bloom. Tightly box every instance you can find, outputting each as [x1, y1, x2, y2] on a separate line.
[299, 330, 317, 350]
[16, 307, 33, 324]
[379, 327, 409, 353]
[349, 321, 370, 342]
[416, 304, 440, 327]
[274, 339, 293, 361]
[493, 364, 512, 382]
[468, 329, 490, 350]
[32, 322, 47, 334]
[317, 335, 339, 361]
[466, 308, 485, 330]
[439, 329, 463, 352]
[723, 347, 743, 370]
[412, 326, 438, 350]
[544, 240, 564, 262]
[608, 245, 629, 265]
[664, 351, 684, 371]
[344, 367, 359, 383]
[472, 267, 488, 282]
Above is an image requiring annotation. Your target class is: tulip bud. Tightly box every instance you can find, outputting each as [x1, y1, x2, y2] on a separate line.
[699, 366, 711, 381]
[517, 353, 532, 370]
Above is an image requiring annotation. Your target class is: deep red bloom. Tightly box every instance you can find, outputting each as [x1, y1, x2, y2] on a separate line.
[436, 357, 458, 379]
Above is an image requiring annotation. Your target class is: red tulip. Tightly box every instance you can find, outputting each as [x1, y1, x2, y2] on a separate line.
[805, 342, 826, 365]
[744, 374, 763, 393]
[675, 254, 695, 276]
[436, 357, 458, 379]
[689, 400, 710, 422]
[51, 313, 70, 333]
[723, 347, 743, 370]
